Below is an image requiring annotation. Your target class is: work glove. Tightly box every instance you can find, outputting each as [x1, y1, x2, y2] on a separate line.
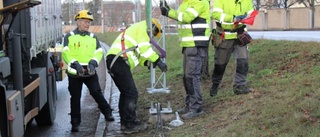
[71, 61, 84, 76]
[234, 15, 247, 22]
[88, 59, 98, 75]
[144, 61, 156, 70]
[156, 58, 167, 72]
[160, 1, 170, 17]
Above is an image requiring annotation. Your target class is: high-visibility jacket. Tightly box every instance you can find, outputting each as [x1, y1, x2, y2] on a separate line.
[106, 20, 160, 70]
[212, 0, 254, 40]
[62, 28, 103, 76]
[167, 0, 211, 47]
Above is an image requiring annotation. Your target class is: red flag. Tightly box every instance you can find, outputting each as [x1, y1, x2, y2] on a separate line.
[239, 10, 259, 25]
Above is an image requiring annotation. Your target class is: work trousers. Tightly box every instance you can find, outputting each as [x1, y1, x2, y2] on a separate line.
[212, 40, 249, 86]
[182, 47, 207, 112]
[106, 55, 138, 126]
[68, 74, 112, 121]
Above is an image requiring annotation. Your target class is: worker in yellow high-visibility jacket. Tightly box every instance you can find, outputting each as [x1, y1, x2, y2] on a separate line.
[106, 18, 167, 134]
[62, 10, 114, 132]
[210, 0, 255, 96]
[160, 0, 211, 120]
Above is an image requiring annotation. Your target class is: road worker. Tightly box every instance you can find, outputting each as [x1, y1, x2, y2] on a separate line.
[210, 0, 255, 96]
[160, 0, 211, 119]
[106, 18, 167, 134]
[62, 10, 114, 132]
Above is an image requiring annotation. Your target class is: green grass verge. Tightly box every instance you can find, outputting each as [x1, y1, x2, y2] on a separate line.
[97, 33, 320, 137]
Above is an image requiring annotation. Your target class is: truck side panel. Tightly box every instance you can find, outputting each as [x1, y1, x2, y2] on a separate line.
[30, 0, 62, 59]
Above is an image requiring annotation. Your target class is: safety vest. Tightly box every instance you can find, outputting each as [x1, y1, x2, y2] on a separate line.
[167, 0, 211, 48]
[62, 29, 103, 75]
[212, 0, 254, 39]
[106, 20, 159, 70]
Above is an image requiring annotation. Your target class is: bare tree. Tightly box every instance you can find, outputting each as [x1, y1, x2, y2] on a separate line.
[61, 3, 70, 25]
[258, 0, 320, 9]
[104, 1, 135, 27]
[295, 0, 320, 8]
[87, 0, 101, 25]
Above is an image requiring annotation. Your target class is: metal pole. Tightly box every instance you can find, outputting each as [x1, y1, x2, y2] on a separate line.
[69, 0, 71, 31]
[311, 0, 315, 29]
[146, 0, 169, 94]
[83, 0, 85, 10]
[137, 0, 141, 22]
[101, 0, 104, 33]
[145, 0, 153, 89]
[12, 34, 24, 97]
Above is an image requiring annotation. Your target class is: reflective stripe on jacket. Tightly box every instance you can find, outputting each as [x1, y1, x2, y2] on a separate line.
[168, 0, 210, 47]
[106, 20, 159, 70]
[62, 28, 103, 75]
[212, 0, 254, 39]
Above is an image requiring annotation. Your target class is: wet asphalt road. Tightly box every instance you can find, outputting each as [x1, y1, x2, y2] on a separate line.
[23, 65, 124, 137]
[24, 42, 125, 137]
[24, 76, 101, 137]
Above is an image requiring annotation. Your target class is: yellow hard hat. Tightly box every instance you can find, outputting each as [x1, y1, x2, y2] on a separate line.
[152, 18, 162, 38]
[74, 10, 93, 21]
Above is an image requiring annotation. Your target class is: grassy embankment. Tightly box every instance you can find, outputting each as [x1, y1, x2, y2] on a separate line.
[97, 32, 320, 137]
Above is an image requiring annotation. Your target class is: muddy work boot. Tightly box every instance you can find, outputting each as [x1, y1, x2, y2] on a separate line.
[233, 85, 252, 95]
[177, 106, 189, 115]
[71, 118, 80, 132]
[181, 110, 204, 120]
[121, 124, 126, 130]
[123, 122, 148, 134]
[209, 84, 219, 97]
[101, 109, 115, 121]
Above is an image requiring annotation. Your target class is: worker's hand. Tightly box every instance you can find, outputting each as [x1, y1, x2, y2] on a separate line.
[234, 15, 247, 22]
[144, 61, 157, 70]
[160, 1, 170, 17]
[88, 59, 98, 75]
[71, 61, 85, 76]
[156, 59, 167, 72]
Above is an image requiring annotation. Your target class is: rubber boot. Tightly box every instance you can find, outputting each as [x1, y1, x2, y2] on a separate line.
[209, 83, 219, 97]
[71, 118, 80, 132]
[102, 109, 115, 121]
[233, 85, 251, 95]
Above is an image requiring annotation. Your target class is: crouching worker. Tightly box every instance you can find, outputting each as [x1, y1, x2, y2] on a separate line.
[62, 10, 114, 132]
[106, 18, 167, 134]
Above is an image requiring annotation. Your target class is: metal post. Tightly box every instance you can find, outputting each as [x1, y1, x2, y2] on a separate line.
[146, 0, 153, 90]
[146, 0, 151, 27]
[12, 34, 24, 95]
[147, 0, 171, 115]
[68, 0, 71, 31]
[83, 0, 85, 10]
[101, 0, 104, 33]
[311, 0, 315, 29]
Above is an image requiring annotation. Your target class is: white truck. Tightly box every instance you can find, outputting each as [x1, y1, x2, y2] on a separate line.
[0, 0, 63, 136]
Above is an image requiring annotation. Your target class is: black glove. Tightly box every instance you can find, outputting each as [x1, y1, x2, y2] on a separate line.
[234, 15, 247, 22]
[156, 58, 167, 72]
[71, 61, 84, 76]
[144, 61, 157, 70]
[88, 59, 98, 75]
[160, 1, 170, 17]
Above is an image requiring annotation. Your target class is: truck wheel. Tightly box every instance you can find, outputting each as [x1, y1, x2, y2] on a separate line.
[35, 67, 57, 126]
